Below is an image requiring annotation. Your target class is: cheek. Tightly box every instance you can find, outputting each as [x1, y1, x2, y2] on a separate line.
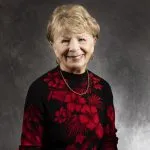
[86, 44, 95, 54]
[53, 48, 59, 57]
[53, 45, 65, 57]
[90, 45, 94, 52]
[90, 42, 95, 53]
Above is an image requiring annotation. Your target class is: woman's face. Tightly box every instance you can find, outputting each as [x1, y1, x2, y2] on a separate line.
[52, 31, 96, 74]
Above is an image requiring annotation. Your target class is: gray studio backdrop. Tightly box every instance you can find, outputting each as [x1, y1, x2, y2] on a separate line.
[0, 0, 150, 149]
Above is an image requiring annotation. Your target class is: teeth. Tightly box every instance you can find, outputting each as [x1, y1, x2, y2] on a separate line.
[67, 54, 83, 57]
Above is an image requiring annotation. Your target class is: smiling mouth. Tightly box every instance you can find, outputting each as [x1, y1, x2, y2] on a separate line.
[66, 54, 84, 58]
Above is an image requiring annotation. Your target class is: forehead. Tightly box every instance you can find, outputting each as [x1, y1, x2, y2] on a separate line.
[54, 30, 92, 40]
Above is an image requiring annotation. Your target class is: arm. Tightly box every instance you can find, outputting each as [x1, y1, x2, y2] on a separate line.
[19, 82, 45, 150]
[101, 82, 118, 150]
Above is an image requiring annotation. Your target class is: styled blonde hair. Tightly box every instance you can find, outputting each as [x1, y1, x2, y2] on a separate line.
[46, 4, 100, 43]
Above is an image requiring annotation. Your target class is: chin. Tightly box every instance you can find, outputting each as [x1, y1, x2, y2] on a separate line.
[67, 63, 86, 71]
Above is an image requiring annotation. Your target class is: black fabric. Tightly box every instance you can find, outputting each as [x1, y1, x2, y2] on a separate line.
[19, 65, 118, 150]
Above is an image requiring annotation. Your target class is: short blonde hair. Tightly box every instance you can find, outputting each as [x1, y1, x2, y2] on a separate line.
[46, 4, 100, 43]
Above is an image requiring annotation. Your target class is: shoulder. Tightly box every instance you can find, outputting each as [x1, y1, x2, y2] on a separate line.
[28, 66, 58, 93]
[88, 70, 114, 105]
[88, 69, 111, 89]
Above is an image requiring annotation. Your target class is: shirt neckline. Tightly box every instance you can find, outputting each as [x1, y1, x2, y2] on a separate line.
[57, 65, 87, 80]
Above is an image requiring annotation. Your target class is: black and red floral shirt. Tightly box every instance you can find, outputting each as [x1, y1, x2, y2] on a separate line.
[19, 66, 118, 150]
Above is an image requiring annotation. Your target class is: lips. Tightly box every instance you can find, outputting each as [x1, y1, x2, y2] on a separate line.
[67, 54, 84, 58]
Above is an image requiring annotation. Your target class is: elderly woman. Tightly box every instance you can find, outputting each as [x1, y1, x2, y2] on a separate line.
[19, 4, 118, 150]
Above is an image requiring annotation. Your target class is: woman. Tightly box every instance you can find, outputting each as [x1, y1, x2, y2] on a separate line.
[19, 4, 118, 150]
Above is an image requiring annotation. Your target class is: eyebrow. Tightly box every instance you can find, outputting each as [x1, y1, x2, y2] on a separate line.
[61, 36, 70, 39]
[62, 35, 86, 38]
[60, 33, 88, 39]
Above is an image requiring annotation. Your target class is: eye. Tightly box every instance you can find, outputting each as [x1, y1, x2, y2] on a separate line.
[79, 38, 86, 42]
[62, 39, 69, 43]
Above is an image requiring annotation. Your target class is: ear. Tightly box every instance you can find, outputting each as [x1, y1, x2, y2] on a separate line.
[50, 42, 59, 57]
[48, 41, 53, 49]
[93, 37, 97, 45]
[49, 41, 55, 51]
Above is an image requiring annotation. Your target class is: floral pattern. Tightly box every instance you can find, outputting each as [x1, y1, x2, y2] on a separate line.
[45, 70, 105, 149]
[52, 90, 104, 141]
[20, 105, 43, 146]
[19, 66, 118, 150]
[43, 71, 66, 89]
[89, 73, 103, 90]
[54, 107, 68, 123]
[107, 105, 115, 122]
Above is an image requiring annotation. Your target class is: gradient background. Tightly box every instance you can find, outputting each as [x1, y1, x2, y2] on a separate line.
[0, 0, 150, 149]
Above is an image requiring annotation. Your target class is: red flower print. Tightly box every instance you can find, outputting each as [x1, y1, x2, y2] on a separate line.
[93, 113, 100, 124]
[51, 91, 66, 102]
[79, 104, 104, 139]
[88, 95, 103, 110]
[64, 93, 86, 113]
[89, 73, 100, 83]
[81, 105, 97, 114]
[66, 144, 77, 150]
[95, 123, 103, 139]
[67, 115, 87, 137]
[21, 105, 43, 146]
[66, 103, 75, 112]
[23, 105, 42, 122]
[79, 113, 99, 130]
[43, 72, 65, 89]
[103, 105, 116, 136]
[79, 115, 88, 124]
[89, 73, 103, 90]
[64, 93, 76, 103]
[75, 134, 85, 144]
[86, 121, 96, 130]
[80, 136, 96, 150]
[91, 106, 98, 113]
[107, 105, 115, 122]
[67, 103, 82, 112]
[54, 107, 68, 123]
[64, 93, 86, 104]
[78, 97, 86, 104]
[79, 105, 99, 130]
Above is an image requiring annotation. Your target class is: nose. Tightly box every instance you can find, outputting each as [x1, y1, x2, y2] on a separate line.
[68, 38, 80, 51]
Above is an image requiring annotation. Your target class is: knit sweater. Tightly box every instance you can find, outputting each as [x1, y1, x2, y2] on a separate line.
[19, 65, 118, 150]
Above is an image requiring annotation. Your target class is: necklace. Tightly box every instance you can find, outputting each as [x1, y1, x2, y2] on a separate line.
[59, 68, 90, 96]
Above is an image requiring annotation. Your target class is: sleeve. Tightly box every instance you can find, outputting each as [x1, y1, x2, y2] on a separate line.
[19, 82, 45, 150]
[101, 81, 118, 150]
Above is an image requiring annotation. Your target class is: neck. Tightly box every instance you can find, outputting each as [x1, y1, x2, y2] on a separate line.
[59, 65, 87, 74]
[59, 66, 90, 96]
